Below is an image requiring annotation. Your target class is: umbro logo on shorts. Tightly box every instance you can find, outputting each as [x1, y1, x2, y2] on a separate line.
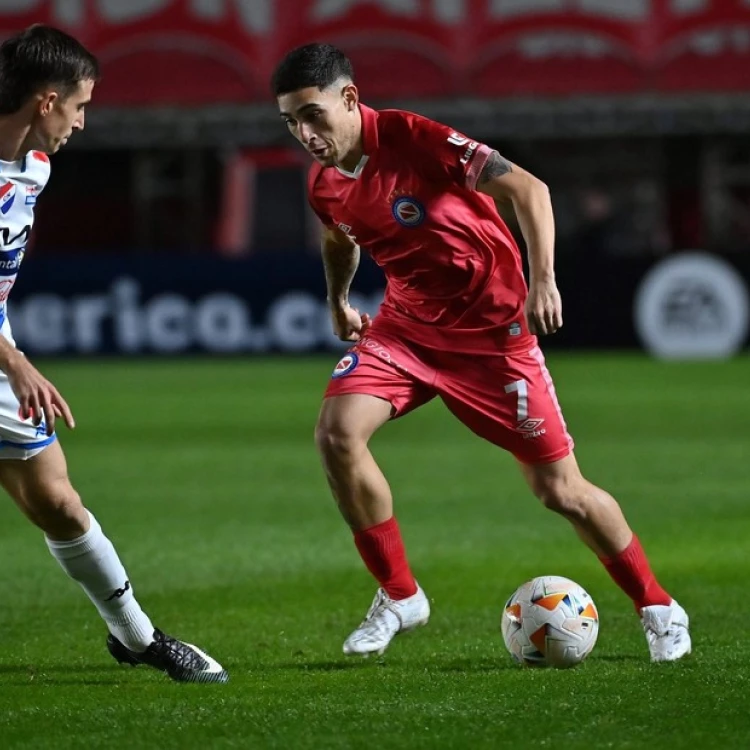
[517, 418, 547, 439]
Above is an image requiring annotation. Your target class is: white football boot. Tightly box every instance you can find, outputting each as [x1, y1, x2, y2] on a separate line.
[640, 599, 691, 662]
[343, 585, 430, 656]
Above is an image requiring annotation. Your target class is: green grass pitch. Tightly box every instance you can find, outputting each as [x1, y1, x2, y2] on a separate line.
[0, 355, 748, 749]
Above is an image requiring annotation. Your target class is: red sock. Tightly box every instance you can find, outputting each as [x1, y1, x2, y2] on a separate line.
[600, 535, 672, 611]
[353, 517, 417, 600]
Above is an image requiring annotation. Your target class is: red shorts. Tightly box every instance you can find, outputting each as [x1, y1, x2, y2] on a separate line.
[325, 334, 574, 465]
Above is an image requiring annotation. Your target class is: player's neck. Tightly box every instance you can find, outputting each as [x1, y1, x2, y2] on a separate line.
[336, 110, 365, 173]
[0, 115, 32, 162]
[337, 138, 365, 174]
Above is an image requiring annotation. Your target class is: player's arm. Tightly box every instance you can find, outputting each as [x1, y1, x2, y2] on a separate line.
[0, 335, 75, 434]
[321, 225, 371, 342]
[322, 224, 359, 308]
[475, 153, 562, 336]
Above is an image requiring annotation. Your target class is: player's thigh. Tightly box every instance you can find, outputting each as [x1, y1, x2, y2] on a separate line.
[439, 345, 574, 464]
[0, 439, 81, 521]
[316, 393, 394, 452]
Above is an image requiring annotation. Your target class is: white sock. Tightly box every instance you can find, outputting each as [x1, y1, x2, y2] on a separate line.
[46, 510, 155, 652]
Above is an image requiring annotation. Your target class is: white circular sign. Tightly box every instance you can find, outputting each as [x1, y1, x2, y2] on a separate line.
[634, 252, 750, 359]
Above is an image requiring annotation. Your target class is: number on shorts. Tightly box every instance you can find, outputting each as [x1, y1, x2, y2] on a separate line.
[504, 379, 528, 422]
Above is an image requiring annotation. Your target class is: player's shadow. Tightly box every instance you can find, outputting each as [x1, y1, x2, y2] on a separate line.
[0, 663, 113, 674]
[7, 677, 120, 686]
[0, 663, 125, 686]
[276, 659, 378, 673]
[436, 658, 518, 673]
[277, 657, 520, 674]
[593, 654, 645, 664]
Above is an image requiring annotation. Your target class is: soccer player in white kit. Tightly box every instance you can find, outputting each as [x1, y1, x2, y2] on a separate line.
[0, 25, 228, 683]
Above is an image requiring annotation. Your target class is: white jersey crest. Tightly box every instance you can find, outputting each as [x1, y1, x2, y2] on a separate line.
[0, 151, 50, 343]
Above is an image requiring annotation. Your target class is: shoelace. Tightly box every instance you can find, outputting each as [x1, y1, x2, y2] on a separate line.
[359, 590, 402, 632]
[152, 634, 208, 670]
[364, 590, 387, 620]
[642, 609, 673, 637]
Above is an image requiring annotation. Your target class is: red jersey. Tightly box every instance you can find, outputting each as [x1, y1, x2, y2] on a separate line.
[308, 104, 535, 354]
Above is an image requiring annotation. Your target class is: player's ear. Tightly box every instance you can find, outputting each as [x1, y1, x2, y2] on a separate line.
[342, 82, 358, 111]
[37, 90, 59, 117]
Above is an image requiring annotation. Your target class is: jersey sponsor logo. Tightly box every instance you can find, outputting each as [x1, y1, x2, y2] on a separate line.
[0, 182, 16, 215]
[360, 338, 410, 374]
[0, 225, 31, 248]
[392, 196, 425, 228]
[332, 352, 359, 378]
[0, 247, 25, 275]
[459, 141, 479, 165]
[447, 132, 469, 146]
[25, 185, 39, 206]
[517, 418, 547, 439]
[509, 322, 522, 336]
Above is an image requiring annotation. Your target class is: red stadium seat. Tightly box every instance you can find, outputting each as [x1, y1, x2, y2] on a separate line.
[273, 0, 460, 99]
[651, 3, 750, 92]
[85, 4, 265, 105]
[94, 43, 264, 106]
[468, 10, 645, 95]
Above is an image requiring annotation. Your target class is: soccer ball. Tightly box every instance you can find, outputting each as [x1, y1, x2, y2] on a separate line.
[501, 575, 599, 668]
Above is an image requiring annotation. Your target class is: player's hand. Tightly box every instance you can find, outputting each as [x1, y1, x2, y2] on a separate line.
[330, 303, 372, 342]
[4, 354, 75, 435]
[525, 278, 563, 336]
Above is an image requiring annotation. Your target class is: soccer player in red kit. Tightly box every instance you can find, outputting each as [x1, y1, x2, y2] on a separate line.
[272, 44, 691, 662]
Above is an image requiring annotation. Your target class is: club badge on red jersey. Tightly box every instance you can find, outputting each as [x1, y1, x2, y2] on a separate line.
[332, 353, 359, 378]
[392, 196, 425, 228]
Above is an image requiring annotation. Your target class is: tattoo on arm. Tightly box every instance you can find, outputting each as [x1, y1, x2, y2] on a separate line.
[478, 151, 513, 185]
[322, 236, 360, 305]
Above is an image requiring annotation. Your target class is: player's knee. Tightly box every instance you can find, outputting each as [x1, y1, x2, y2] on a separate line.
[532, 476, 589, 521]
[315, 418, 363, 464]
[23, 481, 87, 538]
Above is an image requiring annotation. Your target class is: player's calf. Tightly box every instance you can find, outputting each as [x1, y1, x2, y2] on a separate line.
[315, 394, 395, 529]
[520, 456, 632, 558]
[519, 455, 691, 660]
[45, 508, 158, 653]
[531, 473, 590, 521]
[3, 457, 229, 680]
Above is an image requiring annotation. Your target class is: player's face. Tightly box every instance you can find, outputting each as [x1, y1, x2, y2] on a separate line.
[32, 78, 94, 154]
[278, 82, 359, 168]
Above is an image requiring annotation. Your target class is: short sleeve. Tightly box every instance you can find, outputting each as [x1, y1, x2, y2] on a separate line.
[402, 114, 494, 190]
[308, 198, 335, 228]
[307, 166, 335, 228]
[29, 151, 52, 192]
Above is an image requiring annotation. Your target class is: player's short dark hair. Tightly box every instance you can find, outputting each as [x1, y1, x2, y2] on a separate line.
[0, 24, 100, 115]
[271, 43, 353, 97]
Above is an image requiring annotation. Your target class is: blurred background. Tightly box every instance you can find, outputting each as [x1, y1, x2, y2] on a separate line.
[4, 0, 750, 359]
[4, 5, 750, 739]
